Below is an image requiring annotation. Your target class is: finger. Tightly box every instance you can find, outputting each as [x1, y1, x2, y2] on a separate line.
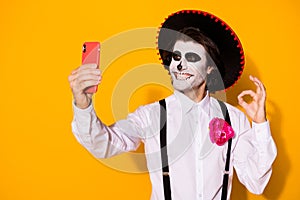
[78, 80, 101, 92]
[68, 71, 82, 84]
[77, 68, 101, 76]
[72, 63, 97, 71]
[71, 68, 101, 82]
[254, 76, 266, 93]
[249, 75, 262, 94]
[68, 73, 74, 82]
[80, 63, 98, 69]
[71, 67, 80, 75]
[249, 75, 255, 81]
[70, 63, 98, 77]
[253, 76, 266, 97]
[71, 64, 98, 76]
[72, 77, 101, 92]
[250, 75, 264, 90]
[76, 73, 102, 84]
[252, 76, 262, 88]
[71, 73, 101, 91]
[237, 90, 257, 108]
[238, 90, 256, 98]
[238, 96, 248, 108]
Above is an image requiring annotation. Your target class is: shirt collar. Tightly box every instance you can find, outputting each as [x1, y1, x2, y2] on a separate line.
[174, 90, 210, 116]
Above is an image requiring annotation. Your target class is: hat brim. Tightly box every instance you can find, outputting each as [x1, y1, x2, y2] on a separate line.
[157, 10, 245, 91]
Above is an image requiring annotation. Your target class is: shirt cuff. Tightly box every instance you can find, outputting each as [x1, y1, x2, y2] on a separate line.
[72, 101, 96, 135]
[72, 100, 96, 126]
[72, 100, 93, 113]
[252, 120, 271, 142]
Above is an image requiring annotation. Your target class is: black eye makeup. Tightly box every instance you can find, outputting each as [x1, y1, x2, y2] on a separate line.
[185, 52, 201, 62]
[172, 51, 181, 61]
[172, 51, 201, 62]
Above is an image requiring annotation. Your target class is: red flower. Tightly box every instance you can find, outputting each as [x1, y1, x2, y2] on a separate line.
[209, 118, 235, 146]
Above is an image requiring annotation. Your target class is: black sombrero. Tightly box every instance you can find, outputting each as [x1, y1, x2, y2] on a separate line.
[157, 10, 245, 91]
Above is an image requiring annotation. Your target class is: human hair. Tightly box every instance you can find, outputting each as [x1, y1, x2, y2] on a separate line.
[162, 27, 225, 92]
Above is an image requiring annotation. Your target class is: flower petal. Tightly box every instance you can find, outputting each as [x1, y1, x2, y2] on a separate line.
[209, 117, 235, 146]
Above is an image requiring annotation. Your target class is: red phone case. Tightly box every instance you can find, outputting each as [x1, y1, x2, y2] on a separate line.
[82, 42, 100, 94]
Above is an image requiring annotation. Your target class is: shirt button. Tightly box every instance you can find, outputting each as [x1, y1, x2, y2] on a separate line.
[198, 193, 202, 198]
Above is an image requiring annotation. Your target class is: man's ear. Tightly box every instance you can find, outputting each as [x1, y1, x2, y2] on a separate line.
[207, 66, 215, 75]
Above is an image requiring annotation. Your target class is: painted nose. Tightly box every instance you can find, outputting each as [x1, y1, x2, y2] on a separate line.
[177, 62, 183, 71]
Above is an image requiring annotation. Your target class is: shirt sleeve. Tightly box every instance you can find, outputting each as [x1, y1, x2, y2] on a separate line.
[232, 113, 277, 195]
[71, 101, 144, 159]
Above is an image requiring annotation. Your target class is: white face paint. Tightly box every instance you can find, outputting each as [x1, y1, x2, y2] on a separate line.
[169, 40, 210, 93]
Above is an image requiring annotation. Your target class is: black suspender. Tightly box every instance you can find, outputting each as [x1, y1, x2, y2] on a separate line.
[218, 100, 232, 200]
[159, 99, 232, 200]
[159, 99, 172, 200]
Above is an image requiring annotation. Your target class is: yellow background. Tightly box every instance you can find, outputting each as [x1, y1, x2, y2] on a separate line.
[0, 0, 299, 199]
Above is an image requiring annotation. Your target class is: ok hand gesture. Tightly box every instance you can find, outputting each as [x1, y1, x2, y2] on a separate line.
[238, 75, 267, 123]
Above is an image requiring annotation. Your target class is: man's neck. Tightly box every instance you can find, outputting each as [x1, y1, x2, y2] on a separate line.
[182, 83, 207, 103]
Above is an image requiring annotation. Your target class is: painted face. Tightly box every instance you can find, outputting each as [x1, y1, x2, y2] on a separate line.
[169, 40, 210, 92]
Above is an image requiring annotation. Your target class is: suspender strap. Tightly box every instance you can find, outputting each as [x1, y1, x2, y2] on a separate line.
[218, 100, 232, 200]
[159, 99, 172, 200]
[159, 99, 232, 200]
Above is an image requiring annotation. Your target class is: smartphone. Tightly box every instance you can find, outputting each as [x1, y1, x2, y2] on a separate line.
[81, 42, 101, 93]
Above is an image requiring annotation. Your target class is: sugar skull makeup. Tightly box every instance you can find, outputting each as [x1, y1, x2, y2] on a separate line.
[169, 40, 211, 92]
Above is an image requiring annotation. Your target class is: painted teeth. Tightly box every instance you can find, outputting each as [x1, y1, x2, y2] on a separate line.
[174, 72, 193, 80]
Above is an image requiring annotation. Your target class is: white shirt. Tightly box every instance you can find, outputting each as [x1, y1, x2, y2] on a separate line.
[71, 91, 277, 200]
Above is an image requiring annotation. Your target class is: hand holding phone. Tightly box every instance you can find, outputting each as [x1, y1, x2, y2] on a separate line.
[82, 42, 100, 93]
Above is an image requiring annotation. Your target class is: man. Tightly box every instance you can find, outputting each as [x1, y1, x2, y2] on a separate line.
[68, 10, 277, 200]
